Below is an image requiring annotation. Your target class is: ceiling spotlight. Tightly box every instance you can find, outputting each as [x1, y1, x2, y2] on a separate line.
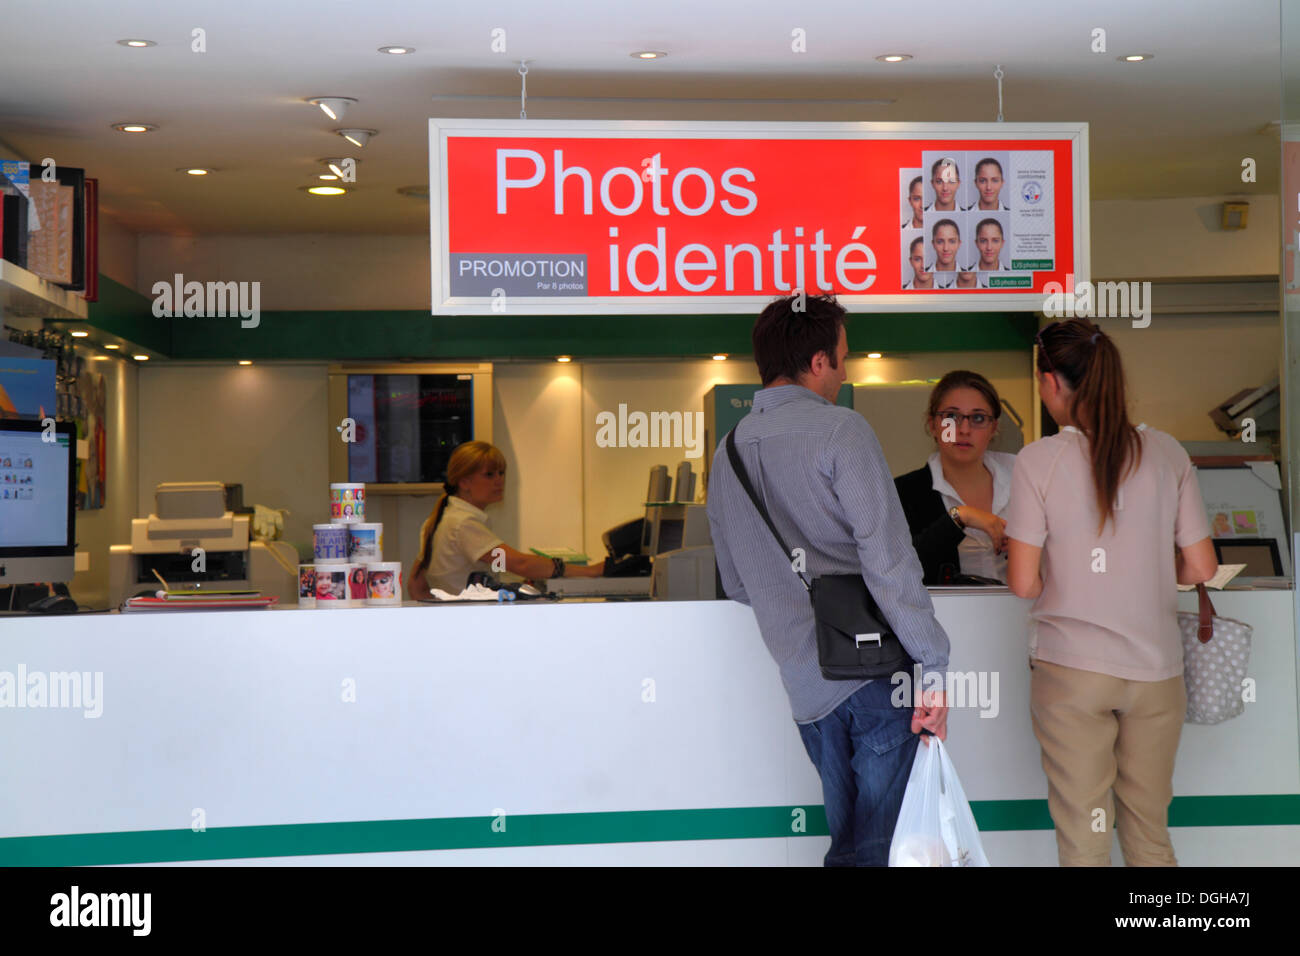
[133, 354, 150, 361]
[117, 39, 156, 48]
[712, 354, 727, 361]
[309, 97, 357, 121]
[91, 355, 109, 361]
[112, 123, 155, 133]
[303, 185, 348, 196]
[378, 46, 414, 55]
[1118, 53, 1153, 62]
[104, 344, 120, 350]
[867, 352, 883, 359]
[178, 167, 211, 175]
[875, 54, 913, 63]
[556, 355, 572, 363]
[238, 360, 252, 366]
[70, 330, 89, 338]
[336, 128, 377, 148]
[319, 174, 339, 181]
[631, 51, 667, 59]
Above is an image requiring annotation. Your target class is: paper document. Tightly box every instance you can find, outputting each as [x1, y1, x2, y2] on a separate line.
[1177, 564, 1247, 591]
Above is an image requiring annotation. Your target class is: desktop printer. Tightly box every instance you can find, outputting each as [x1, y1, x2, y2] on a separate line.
[108, 481, 296, 606]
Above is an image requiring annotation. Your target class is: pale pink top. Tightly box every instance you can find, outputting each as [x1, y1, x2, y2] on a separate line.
[1005, 425, 1210, 681]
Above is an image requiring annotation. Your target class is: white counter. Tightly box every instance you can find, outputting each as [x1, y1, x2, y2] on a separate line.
[0, 590, 1296, 866]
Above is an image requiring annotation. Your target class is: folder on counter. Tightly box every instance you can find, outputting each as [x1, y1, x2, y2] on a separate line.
[529, 547, 590, 565]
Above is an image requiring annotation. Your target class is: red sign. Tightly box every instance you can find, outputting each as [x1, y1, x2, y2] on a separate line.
[430, 121, 1088, 314]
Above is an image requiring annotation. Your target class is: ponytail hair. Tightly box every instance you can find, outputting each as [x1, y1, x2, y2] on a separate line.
[412, 440, 507, 576]
[1036, 319, 1141, 534]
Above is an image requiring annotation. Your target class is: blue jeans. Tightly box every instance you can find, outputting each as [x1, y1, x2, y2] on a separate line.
[797, 678, 918, 866]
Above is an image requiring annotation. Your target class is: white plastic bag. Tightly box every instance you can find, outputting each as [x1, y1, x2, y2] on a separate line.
[888, 737, 990, 867]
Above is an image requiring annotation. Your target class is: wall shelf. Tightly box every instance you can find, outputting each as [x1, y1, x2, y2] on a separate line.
[0, 259, 88, 321]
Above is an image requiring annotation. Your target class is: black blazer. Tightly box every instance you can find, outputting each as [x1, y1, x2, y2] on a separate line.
[894, 465, 965, 585]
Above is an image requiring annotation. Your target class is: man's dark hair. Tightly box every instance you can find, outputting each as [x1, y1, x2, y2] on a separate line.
[751, 294, 846, 387]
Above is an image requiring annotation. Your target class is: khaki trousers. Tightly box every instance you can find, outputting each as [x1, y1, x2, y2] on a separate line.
[1030, 658, 1186, 866]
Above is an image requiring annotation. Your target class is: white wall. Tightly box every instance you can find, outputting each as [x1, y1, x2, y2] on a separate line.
[136, 364, 329, 563]
[1091, 195, 1279, 279]
[137, 235, 428, 310]
[98, 215, 138, 290]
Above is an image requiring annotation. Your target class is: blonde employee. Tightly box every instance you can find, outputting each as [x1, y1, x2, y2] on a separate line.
[409, 440, 604, 598]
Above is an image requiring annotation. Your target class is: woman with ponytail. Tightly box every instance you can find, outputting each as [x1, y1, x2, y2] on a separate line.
[1005, 319, 1217, 866]
[408, 440, 604, 599]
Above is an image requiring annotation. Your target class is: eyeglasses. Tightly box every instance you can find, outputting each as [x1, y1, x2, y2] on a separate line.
[936, 410, 995, 429]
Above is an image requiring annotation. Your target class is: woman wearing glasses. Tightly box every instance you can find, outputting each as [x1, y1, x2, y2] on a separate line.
[894, 370, 1015, 584]
[1005, 320, 1217, 866]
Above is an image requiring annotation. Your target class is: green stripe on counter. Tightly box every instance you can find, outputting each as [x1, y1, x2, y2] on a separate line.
[1, 795, 1297, 866]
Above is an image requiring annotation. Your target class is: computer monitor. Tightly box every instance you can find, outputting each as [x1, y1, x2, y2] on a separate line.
[641, 503, 711, 556]
[0, 419, 76, 586]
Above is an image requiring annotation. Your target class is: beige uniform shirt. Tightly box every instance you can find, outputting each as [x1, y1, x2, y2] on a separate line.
[424, 496, 505, 595]
[1005, 425, 1210, 681]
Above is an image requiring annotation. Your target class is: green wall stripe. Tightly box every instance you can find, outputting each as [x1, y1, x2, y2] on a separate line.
[1, 795, 1296, 866]
[71, 275, 1038, 360]
[84, 275, 170, 354]
[164, 310, 1037, 361]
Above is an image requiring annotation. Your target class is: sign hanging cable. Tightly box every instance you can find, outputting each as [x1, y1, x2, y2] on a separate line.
[518, 60, 530, 120]
[994, 65, 1004, 122]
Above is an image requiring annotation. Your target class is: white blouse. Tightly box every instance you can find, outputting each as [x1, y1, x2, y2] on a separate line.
[927, 450, 1017, 582]
[424, 495, 506, 595]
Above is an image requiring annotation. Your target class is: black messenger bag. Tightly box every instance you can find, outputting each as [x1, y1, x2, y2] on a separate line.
[725, 429, 914, 680]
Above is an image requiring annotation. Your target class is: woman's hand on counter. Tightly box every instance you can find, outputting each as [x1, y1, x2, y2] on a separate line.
[570, 559, 606, 578]
[956, 506, 1007, 554]
[483, 545, 606, 581]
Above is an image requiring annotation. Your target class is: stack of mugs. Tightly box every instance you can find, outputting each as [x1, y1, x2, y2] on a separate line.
[298, 483, 402, 608]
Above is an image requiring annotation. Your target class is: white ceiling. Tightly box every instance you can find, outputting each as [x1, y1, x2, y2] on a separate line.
[0, 0, 1283, 235]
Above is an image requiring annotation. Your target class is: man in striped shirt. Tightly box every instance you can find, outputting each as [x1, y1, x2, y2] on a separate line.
[706, 294, 951, 866]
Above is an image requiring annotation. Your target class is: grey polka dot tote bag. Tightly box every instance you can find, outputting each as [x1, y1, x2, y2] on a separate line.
[1177, 583, 1252, 725]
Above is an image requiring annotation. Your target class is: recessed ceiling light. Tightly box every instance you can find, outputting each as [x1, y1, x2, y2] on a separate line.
[178, 167, 211, 175]
[103, 344, 120, 350]
[303, 185, 348, 196]
[309, 97, 357, 121]
[867, 352, 883, 359]
[712, 354, 727, 361]
[70, 330, 89, 338]
[336, 129, 377, 148]
[556, 355, 572, 363]
[133, 354, 149, 361]
[631, 51, 666, 59]
[319, 173, 339, 181]
[238, 360, 252, 366]
[1118, 53, 1154, 62]
[378, 46, 414, 55]
[117, 39, 156, 48]
[875, 54, 912, 63]
[91, 355, 109, 361]
[112, 123, 155, 133]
